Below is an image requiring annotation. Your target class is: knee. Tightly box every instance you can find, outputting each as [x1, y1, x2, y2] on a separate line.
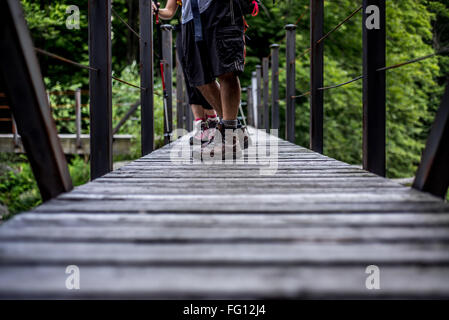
[218, 72, 237, 83]
[197, 82, 215, 92]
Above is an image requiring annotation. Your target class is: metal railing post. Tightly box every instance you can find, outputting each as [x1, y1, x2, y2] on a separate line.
[256, 65, 262, 129]
[270, 44, 280, 131]
[362, 0, 386, 176]
[184, 87, 192, 131]
[247, 85, 253, 126]
[310, 0, 324, 153]
[285, 24, 296, 143]
[262, 57, 269, 132]
[140, 0, 154, 155]
[88, 0, 113, 179]
[75, 88, 82, 149]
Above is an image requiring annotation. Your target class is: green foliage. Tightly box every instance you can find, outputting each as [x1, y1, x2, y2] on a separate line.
[0, 155, 42, 219]
[244, 0, 447, 178]
[0, 155, 91, 220]
[69, 156, 90, 187]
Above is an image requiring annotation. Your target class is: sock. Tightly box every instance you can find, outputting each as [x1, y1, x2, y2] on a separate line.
[222, 119, 238, 129]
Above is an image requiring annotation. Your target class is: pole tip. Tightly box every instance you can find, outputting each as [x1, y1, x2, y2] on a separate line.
[285, 24, 297, 30]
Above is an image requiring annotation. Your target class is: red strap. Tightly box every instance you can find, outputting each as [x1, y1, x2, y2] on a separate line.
[243, 17, 249, 32]
[251, 0, 259, 17]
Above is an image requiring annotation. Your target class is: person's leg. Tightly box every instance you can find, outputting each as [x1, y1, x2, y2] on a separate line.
[191, 104, 205, 120]
[197, 81, 223, 118]
[190, 104, 208, 145]
[218, 72, 240, 123]
[204, 108, 217, 117]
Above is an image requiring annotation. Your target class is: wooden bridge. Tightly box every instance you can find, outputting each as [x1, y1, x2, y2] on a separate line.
[1, 128, 449, 299]
[0, 0, 449, 299]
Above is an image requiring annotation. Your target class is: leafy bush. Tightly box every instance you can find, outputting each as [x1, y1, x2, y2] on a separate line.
[69, 156, 90, 187]
[0, 156, 41, 219]
[0, 155, 91, 220]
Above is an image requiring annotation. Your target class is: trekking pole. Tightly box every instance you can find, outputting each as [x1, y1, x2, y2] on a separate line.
[153, 1, 171, 141]
[160, 61, 170, 139]
[239, 103, 247, 127]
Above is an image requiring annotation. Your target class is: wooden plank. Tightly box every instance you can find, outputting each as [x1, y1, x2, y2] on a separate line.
[1, 225, 449, 243]
[1, 241, 449, 265]
[31, 199, 447, 214]
[1, 265, 448, 299]
[9, 213, 449, 228]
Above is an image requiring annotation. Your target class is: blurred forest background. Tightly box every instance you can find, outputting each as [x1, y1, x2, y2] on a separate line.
[1, 0, 449, 218]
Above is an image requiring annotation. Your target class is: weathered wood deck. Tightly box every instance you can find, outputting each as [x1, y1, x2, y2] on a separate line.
[0, 128, 449, 299]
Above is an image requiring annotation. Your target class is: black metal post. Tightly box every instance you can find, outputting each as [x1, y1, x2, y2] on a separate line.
[285, 24, 296, 143]
[270, 44, 280, 131]
[140, 0, 154, 155]
[89, 0, 112, 179]
[251, 71, 257, 127]
[75, 88, 82, 149]
[310, 0, 324, 153]
[413, 82, 449, 198]
[175, 44, 184, 130]
[247, 85, 253, 127]
[256, 65, 262, 129]
[263, 57, 270, 132]
[161, 24, 173, 144]
[184, 88, 192, 131]
[0, 0, 72, 200]
[363, 0, 386, 176]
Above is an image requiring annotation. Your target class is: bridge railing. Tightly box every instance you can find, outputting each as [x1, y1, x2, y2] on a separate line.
[244, 0, 449, 199]
[0, 0, 162, 199]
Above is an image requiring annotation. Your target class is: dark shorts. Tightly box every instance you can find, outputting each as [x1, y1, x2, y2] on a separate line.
[175, 32, 213, 110]
[180, 0, 245, 87]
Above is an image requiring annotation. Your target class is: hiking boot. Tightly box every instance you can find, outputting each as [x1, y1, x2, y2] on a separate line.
[201, 122, 243, 161]
[189, 119, 209, 146]
[204, 116, 219, 144]
[237, 123, 251, 150]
